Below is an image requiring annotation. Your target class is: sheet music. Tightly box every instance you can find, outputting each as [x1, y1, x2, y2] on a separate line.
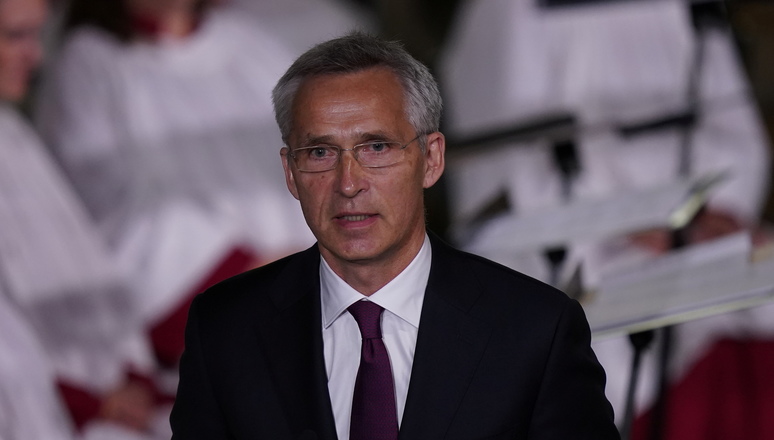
[465, 173, 725, 254]
[585, 233, 774, 338]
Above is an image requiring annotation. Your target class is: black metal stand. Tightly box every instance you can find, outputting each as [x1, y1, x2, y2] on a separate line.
[621, 330, 655, 440]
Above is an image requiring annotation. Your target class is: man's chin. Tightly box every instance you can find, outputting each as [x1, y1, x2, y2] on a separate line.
[319, 239, 382, 264]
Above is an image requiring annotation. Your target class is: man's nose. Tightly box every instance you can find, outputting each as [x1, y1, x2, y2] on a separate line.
[335, 150, 368, 197]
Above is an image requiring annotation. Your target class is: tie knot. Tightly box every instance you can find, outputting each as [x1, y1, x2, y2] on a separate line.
[347, 301, 384, 339]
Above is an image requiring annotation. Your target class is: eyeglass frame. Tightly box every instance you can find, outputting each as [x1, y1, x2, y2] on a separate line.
[285, 133, 426, 173]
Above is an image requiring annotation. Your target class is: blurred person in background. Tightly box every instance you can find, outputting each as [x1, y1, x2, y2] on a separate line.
[1, 0, 172, 438]
[441, 0, 772, 437]
[229, 0, 376, 58]
[35, 0, 318, 373]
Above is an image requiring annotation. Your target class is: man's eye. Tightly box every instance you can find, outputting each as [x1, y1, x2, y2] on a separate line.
[363, 142, 390, 153]
[309, 147, 334, 159]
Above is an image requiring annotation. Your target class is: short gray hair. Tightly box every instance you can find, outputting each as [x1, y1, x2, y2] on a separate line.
[272, 32, 443, 147]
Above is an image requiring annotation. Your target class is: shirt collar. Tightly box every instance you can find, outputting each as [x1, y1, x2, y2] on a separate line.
[320, 234, 431, 330]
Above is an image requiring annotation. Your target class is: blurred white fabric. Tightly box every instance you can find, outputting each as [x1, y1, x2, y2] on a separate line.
[0, 104, 118, 306]
[230, 0, 376, 57]
[0, 104, 154, 388]
[0, 287, 74, 440]
[0, 104, 165, 438]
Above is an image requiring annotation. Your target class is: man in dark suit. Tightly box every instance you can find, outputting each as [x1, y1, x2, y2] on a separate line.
[170, 32, 619, 439]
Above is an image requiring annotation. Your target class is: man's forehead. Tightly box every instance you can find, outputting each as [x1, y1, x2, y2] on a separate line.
[288, 68, 410, 145]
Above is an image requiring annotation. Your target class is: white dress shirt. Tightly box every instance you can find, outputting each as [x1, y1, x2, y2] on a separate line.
[321, 235, 431, 440]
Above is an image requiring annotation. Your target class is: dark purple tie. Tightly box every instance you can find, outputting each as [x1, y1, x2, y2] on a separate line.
[348, 301, 399, 440]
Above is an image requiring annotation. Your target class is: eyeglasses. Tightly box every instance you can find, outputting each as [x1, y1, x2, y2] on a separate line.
[287, 134, 424, 173]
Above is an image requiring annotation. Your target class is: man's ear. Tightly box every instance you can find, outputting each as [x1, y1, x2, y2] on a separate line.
[281, 147, 300, 200]
[422, 131, 446, 189]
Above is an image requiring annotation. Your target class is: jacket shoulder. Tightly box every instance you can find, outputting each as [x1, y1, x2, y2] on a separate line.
[431, 235, 571, 308]
[194, 245, 318, 315]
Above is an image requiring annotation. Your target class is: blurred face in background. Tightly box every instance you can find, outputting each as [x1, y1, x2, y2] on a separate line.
[126, 0, 200, 15]
[0, 0, 46, 102]
[125, 0, 205, 38]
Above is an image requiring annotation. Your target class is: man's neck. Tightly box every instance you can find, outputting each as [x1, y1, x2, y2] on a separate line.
[321, 234, 426, 296]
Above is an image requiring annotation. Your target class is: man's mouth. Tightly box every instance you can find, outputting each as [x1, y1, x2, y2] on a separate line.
[340, 214, 371, 222]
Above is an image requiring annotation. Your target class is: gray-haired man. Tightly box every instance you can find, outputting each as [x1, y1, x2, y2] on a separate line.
[171, 32, 619, 440]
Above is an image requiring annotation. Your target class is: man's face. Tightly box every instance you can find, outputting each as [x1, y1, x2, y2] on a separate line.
[282, 67, 445, 273]
[0, 0, 46, 102]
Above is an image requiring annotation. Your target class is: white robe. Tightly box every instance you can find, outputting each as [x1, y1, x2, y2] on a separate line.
[0, 287, 74, 440]
[230, 0, 376, 58]
[0, 104, 167, 439]
[36, 7, 315, 325]
[440, 0, 771, 423]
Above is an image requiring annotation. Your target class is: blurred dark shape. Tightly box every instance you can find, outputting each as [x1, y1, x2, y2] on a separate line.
[64, 0, 214, 43]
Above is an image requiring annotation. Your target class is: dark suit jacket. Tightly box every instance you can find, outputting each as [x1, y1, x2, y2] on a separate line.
[171, 233, 619, 439]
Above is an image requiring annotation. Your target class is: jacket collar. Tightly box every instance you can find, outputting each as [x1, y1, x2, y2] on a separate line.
[400, 232, 493, 439]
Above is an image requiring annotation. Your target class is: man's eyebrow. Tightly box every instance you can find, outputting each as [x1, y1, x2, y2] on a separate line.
[357, 131, 396, 142]
[300, 131, 398, 147]
[299, 135, 336, 147]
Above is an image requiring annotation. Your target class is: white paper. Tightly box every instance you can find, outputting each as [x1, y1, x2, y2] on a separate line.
[585, 234, 774, 338]
[465, 173, 724, 255]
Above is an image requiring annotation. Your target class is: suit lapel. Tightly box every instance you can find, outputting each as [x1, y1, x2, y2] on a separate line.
[399, 236, 492, 439]
[258, 246, 338, 440]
